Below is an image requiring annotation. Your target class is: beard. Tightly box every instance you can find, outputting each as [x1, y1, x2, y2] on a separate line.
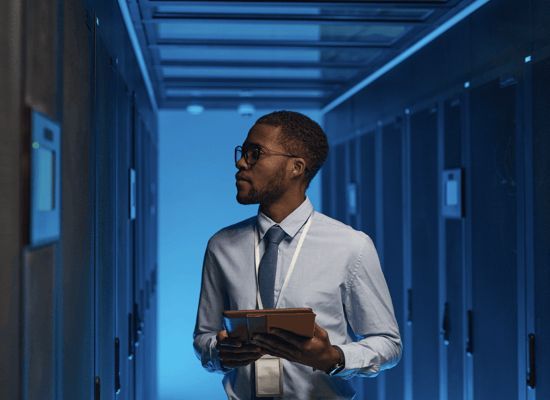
[236, 167, 287, 206]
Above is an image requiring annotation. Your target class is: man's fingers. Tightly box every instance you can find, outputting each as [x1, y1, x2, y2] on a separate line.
[218, 339, 243, 348]
[269, 328, 308, 348]
[219, 345, 262, 356]
[313, 323, 328, 340]
[220, 351, 263, 362]
[252, 335, 300, 361]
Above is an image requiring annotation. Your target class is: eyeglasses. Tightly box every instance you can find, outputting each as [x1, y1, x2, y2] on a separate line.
[234, 144, 300, 166]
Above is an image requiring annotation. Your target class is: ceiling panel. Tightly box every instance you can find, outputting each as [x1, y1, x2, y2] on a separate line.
[125, 0, 479, 110]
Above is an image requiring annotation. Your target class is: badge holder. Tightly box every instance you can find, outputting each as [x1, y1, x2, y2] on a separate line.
[255, 355, 283, 397]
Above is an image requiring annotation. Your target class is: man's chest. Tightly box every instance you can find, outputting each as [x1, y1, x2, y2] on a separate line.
[216, 236, 351, 314]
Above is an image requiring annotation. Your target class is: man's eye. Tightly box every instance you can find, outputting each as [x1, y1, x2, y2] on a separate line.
[250, 148, 261, 160]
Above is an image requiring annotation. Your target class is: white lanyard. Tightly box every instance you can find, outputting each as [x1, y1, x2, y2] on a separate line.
[254, 214, 313, 309]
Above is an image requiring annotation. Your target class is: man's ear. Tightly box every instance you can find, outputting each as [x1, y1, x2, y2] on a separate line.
[291, 158, 307, 178]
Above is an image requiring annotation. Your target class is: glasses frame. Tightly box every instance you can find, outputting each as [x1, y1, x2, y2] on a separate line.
[234, 144, 300, 166]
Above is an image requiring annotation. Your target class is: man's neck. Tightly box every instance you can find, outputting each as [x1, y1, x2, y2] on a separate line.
[260, 193, 306, 223]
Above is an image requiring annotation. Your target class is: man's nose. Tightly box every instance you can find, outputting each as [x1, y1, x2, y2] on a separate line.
[235, 154, 249, 170]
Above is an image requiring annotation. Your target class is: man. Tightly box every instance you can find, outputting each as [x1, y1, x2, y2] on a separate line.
[193, 111, 401, 399]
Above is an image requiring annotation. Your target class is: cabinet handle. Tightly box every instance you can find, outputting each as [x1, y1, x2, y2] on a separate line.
[527, 333, 536, 389]
[442, 302, 450, 345]
[115, 337, 121, 394]
[466, 310, 474, 355]
[94, 376, 100, 400]
[128, 313, 134, 360]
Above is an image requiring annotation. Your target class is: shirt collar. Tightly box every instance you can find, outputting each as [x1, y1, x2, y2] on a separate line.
[257, 197, 314, 241]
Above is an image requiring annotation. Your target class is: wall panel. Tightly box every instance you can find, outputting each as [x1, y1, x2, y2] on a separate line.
[0, 0, 24, 397]
[23, 245, 56, 400]
[24, 0, 59, 118]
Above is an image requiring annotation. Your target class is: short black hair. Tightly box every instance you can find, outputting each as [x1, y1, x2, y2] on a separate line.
[255, 110, 329, 185]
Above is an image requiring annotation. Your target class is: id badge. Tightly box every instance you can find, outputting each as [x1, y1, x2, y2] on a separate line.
[255, 355, 283, 397]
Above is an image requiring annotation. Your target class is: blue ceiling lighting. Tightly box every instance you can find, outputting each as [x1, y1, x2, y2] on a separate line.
[186, 104, 205, 114]
[124, 0, 489, 111]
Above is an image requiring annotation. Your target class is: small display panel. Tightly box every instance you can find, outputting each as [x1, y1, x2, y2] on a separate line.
[445, 176, 458, 206]
[37, 148, 55, 211]
[441, 168, 463, 218]
[30, 110, 61, 246]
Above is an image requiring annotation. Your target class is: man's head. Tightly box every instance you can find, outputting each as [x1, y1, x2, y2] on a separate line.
[235, 110, 329, 206]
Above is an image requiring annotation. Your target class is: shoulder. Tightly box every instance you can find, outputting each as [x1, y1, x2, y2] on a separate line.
[311, 211, 372, 245]
[206, 216, 256, 253]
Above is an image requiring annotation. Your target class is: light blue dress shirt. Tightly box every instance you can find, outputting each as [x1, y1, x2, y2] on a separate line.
[193, 197, 402, 399]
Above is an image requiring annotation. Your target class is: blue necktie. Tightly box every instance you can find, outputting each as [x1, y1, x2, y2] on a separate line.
[258, 225, 286, 309]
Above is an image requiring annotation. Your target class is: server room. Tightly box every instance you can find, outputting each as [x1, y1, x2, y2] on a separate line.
[0, 0, 549, 399]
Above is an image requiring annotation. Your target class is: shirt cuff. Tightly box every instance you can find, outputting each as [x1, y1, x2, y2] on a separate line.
[208, 337, 234, 374]
[336, 343, 381, 378]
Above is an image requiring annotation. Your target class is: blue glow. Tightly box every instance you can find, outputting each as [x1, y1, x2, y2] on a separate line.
[524, 55, 532, 63]
[322, 0, 491, 114]
[158, 109, 322, 399]
[464, 81, 470, 89]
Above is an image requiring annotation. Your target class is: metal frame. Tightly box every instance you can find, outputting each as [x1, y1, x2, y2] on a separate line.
[163, 77, 345, 88]
[151, 39, 396, 49]
[157, 59, 379, 69]
[145, 1, 453, 7]
[146, 13, 429, 24]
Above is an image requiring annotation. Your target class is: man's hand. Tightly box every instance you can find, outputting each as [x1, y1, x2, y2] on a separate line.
[250, 323, 342, 372]
[216, 330, 265, 369]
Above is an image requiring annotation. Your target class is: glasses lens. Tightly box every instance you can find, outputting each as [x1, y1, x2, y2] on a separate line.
[247, 146, 260, 164]
[235, 146, 243, 164]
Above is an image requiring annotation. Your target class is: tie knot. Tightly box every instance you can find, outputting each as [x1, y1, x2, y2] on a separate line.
[264, 225, 286, 245]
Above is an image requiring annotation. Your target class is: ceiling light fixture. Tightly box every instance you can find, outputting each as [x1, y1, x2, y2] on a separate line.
[187, 104, 204, 115]
[238, 103, 255, 117]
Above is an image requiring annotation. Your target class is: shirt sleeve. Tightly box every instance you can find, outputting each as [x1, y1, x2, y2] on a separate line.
[336, 235, 402, 379]
[192, 243, 233, 374]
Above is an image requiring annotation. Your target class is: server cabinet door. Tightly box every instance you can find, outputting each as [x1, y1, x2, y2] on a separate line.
[116, 76, 133, 400]
[409, 107, 440, 400]
[533, 57, 550, 400]
[381, 121, 406, 400]
[443, 98, 466, 400]
[469, 79, 518, 400]
[94, 35, 117, 399]
[357, 132, 379, 400]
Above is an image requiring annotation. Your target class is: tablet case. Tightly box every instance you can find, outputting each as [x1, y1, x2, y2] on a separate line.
[223, 308, 316, 342]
